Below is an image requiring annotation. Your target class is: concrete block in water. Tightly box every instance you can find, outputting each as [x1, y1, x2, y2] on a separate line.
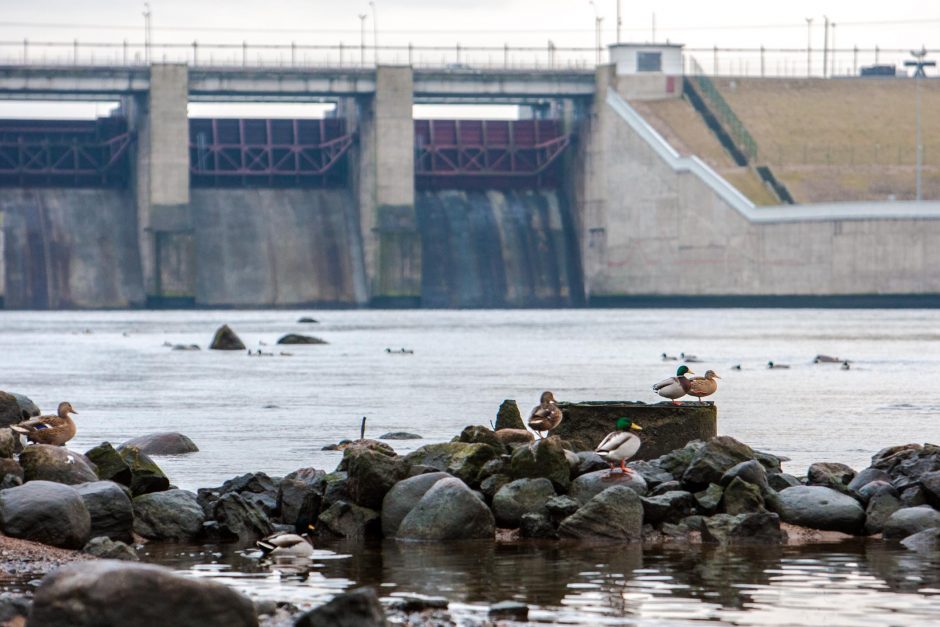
[551, 401, 717, 458]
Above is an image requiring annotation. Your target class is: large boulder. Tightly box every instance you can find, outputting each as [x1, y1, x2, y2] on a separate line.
[345, 446, 408, 510]
[641, 490, 695, 525]
[721, 477, 764, 515]
[457, 426, 506, 452]
[558, 486, 643, 541]
[114, 446, 170, 496]
[509, 437, 571, 492]
[900, 528, 940, 552]
[681, 436, 756, 489]
[278, 467, 326, 533]
[807, 462, 856, 495]
[212, 492, 274, 542]
[133, 489, 205, 541]
[29, 560, 258, 627]
[403, 442, 499, 487]
[83, 536, 139, 561]
[495, 400, 526, 431]
[771, 485, 865, 534]
[75, 481, 134, 543]
[569, 469, 647, 505]
[316, 501, 380, 539]
[0, 391, 38, 427]
[871, 443, 940, 490]
[19, 445, 98, 485]
[200, 472, 279, 517]
[396, 477, 495, 541]
[701, 512, 786, 545]
[882, 505, 940, 541]
[277, 333, 327, 345]
[381, 472, 449, 537]
[492, 478, 556, 528]
[119, 432, 199, 455]
[0, 480, 91, 549]
[295, 587, 388, 627]
[85, 442, 132, 486]
[865, 490, 903, 535]
[719, 460, 769, 493]
[656, 441, 705, 478]
[209, 324, 246, 350]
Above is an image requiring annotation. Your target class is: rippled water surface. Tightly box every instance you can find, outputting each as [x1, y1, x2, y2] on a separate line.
[3, 308, 940, 624]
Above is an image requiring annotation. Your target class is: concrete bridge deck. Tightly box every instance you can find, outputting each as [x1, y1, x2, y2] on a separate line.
[0, 65, 596, 102]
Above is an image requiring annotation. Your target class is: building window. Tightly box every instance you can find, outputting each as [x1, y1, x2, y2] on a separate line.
[637, 51, 662, 72]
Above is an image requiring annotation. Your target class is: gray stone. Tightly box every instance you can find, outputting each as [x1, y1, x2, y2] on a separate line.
[489, 601, 529, 621]
[564, 449, 580, 474]
[754, 450, 784, 473]
[871, 444, 940, 491]
[119, 432, 199, 455]
[278, 467, 326, 533]
[295, 587, 387, 627]
[919, 470, 940, 509]
[545, 495, 580, 524]
[857, 480, 898, 505]
[19, 445, 98, 485]
[381, 472, 449, 537]
[702, 512, 786, 545]
[900, 527, 940, 552]
[30, 560, 258, 627]
[847, 467, 892, 494]
[681, 436, 756, 489]
[458, 425, 506, 452]
[0, 429, 18, 458]
[321, 472, 350, 509]
[82, 536, 139, 561]
[767, 473, 802, 492]
[576, 451, 609, 476]
[865, 492, 903, 535]
[345, 446, 408, 510]
[75, 481, 133, 543]
[807, 462, 857, 495]
[209, 324, 246, 350]
[493, 429, 535, 450]
[651, 480, 683, 496]
[722, 477, 765, 515]
[403, 442, 499, 488]
[0, 458, 23, 489]
[626, 460, 675, 489]
[317, 501, 380, 540]
[396, 477, 495, 541]
[495, 400, 525, 431]
[720, 460, 769, 492]
[641, 490, 695, 525]
[479, 473, 511, 502]
[569, 469, 647, 505]
[133, 489, 205, 541]
[558, 485, 643, 541]
[479, 457, 510, 482]
[492, 478, 556, 528]
[509, 437, 571, 492]
[656, 441, 705, 477]
[900, 484, 929, 508]
[276, 333, 327, 345]
[694, 483, 724, 515]
[0, 480, 91, 549]
[883, 506, 940, 541]
[772, 486, 865, 534]
[0, 391, 37, 427]
[379, 432, 422, 440]
[520, 512, 556, 538]
[212, 492, 274, 541]
[114, 446, 170, 496]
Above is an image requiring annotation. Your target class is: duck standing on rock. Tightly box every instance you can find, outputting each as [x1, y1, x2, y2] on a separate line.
[652, 365, 694, 405]
[528, 391, 563, 439]
[11, 402, 78, 446]
[688, 370, 720, 402]
[596, 418, 643, 476]
[256, 531, 314, 559]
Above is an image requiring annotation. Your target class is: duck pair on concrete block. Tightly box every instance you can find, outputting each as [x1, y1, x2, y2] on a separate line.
[653, 365, 720, 405]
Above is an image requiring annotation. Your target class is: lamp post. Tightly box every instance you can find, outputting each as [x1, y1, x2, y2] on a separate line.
[615, 0, 621, 43]
[142, 2, 152, 65]
[904, 47, 935, 201]
[369, 1, 378, 66]
[822, 16, 829, 78]
[830, 23, 836, 76]
[589, 0, 603, 66]
[358, 14, 366, 67]
[804, 17, 813, 77]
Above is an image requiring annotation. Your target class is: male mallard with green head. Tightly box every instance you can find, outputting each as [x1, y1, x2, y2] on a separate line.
[689, 370, 720, 402]
[596, 418, 643, 476]
[11, 401, 78, 446]
[652, 365, 694, 405]
[528, 391, 562, 439]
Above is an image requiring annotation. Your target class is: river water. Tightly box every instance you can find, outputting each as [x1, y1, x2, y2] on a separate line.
[3, 308, 940, 624]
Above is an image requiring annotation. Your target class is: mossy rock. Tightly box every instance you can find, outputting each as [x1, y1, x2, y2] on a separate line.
[403, 442, 500, 488]
[495, 400, 525, 431]
[509, 436, 571, 492]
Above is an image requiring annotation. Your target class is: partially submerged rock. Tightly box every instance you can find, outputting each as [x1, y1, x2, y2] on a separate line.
[558, 485, 643, 541]
[492, 478, 556, 528]
[396, 477, 495, 541]
[381, 472, 449, 537]
[209, 324, 246, 351]
[119, 432, 199, 455]
[276, 333, 327, 345]
[132, 489, 205, 542]
[75, 481, 134, 543]
[771, 485, 865, 534]
[295, 587, 387, 627]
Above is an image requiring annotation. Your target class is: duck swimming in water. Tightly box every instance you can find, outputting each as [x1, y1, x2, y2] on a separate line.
[528, 391, 563, 438]
[256, 531, 314, 559]
[681, 352, 703, 363]
[661, 352, 678, 361]
[596, 418, 643, 476]
[767, 361, 790, 369]
[688, 370, 720, 402]
[652, 365, 694, 405]
[11, 402, 78, 446]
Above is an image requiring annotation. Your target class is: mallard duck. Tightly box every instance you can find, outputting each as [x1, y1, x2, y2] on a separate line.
[689, 370, 720, 402]
[731, 364, 742, 371]
[814, 354, 841, 363]
[767, 361, 790, 369]
[11, 401, 78, 446]
[596, 418, 643, 476]
[661, 352, 678, 361]
[528, 391, 562, 438]
[841, 361, 851, 370]
[256, 531, 314, 558]
[652, 365, 694, 405]
[681, 352, 703, 363]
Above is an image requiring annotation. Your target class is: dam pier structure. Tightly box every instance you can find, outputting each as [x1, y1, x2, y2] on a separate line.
[1, 43, 939, 309]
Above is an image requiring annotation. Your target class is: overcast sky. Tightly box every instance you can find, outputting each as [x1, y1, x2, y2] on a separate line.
[0, 1, 936, 118]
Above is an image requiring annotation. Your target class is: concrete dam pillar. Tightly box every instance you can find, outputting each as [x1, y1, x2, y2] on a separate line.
[128, 64, 193, 305]
[356, 66, 420, 306]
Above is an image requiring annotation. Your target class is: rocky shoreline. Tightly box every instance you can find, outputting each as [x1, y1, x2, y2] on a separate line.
[2, 394, 940, 626]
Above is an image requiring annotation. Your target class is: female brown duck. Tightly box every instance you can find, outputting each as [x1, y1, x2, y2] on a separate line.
[12, 402, 78, 446]
[528, 391, 563, 439]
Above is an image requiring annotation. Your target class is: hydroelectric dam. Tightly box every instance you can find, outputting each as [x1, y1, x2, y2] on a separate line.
[1, 44, 939, 309]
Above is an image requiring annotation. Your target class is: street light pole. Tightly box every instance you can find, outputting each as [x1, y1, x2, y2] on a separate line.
[358, 14, 366, 67]
[805, 17, 813, 77]
[831, 23, 836, 76]
[369, 1, 378, 66]
[589, 0, 602, 65]
[905, 47, 934, 201]
[616, 0, 621, 43]
[822, 16, 828, 78]
[142, 2, 152, 65]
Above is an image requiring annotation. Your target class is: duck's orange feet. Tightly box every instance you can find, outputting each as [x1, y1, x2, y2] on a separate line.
[672, 400, 682, 406]
[619, 460, 632, 475]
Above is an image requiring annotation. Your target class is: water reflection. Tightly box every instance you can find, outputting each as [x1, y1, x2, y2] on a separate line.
[131, 538, 940, 625]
